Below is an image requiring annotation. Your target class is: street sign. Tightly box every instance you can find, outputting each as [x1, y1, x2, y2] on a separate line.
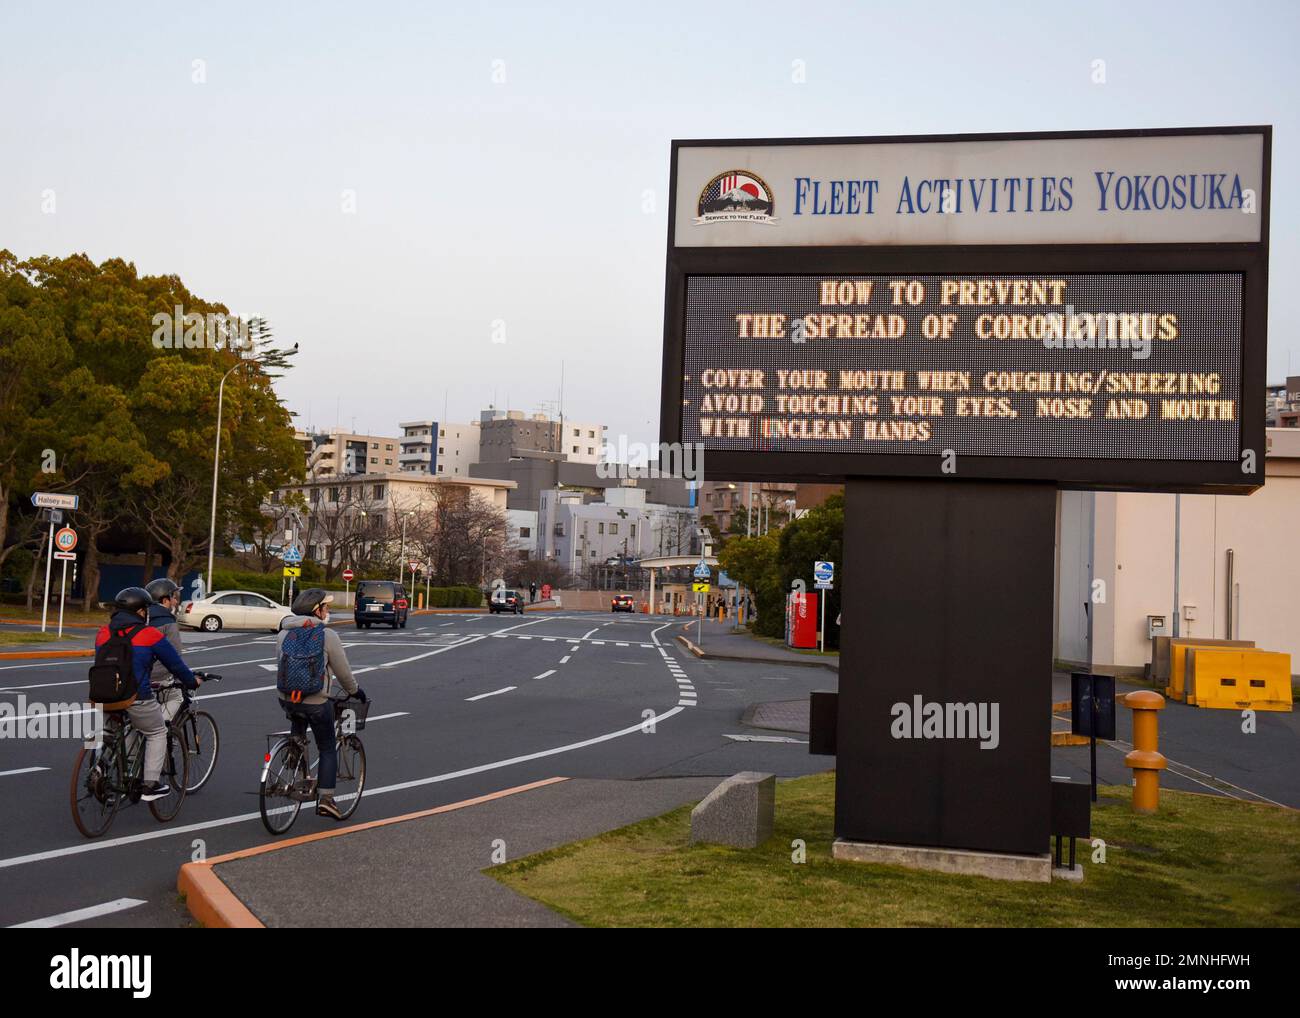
[31, 491, 79, 510]
[54, 527, 78, 553]
[692, 581, 710, 593]
[342, 568, 354, 582]
[693, 561, 711, 579]
[410, 561, 420, 573]
[45, 509, 63, 524]
[53, 550, 76, 561]
[814, 560, 834, 588]
[282, 545, 302, 563]
[283, 566, 301, 578]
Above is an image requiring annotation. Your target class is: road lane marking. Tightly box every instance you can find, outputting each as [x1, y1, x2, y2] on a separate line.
[532, 670, 555, 681]
[569, 645, 579, 652]
[559, 656, 570, 664]
[379, 635, 486, 667]
[0, 705, 688, 870]
[466, 686, 516, 701]
[8, 897, 147, 928]
[0, 767, 49, 777]
[581, 628, 600, 640]
[591, 641, 605, 646]
[723, 734, 807, 744]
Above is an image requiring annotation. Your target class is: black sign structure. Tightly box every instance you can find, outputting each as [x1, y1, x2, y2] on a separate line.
[1071, 672, 1117, 740]
[662, 128, 1270, 863]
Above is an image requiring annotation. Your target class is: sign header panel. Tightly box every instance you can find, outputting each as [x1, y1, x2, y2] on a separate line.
[32, 492, 80, 510]
[673, 129, 1265, 248]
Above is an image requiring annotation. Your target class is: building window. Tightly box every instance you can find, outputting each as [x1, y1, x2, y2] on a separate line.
[311, 488, 321, 504]
[437, 465, 444, 473]
[588, 430, 594, 438]
[587, 447, 594, 455]
[385, 444, 393, 451]
[598, 522, 604, 534]
[439, 447, 445, 454]
[371, 443, 379, 449]
[572, 446, 578, 453]
[328, 487, 340, 502]
[370, 457, 378, 464]
[590, 549, 597, 557]
[573, 428, 579, 437]
[630, 524, 636, 538]
[373, 484, 385, 499]
[520, 526, 531, 538]
[610, 523, 618, 535]
[439, 429, 445, 437]
[384, 458, 392, 465]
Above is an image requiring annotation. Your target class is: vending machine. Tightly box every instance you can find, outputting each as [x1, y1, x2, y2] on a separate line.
[785, 591, 819, 649]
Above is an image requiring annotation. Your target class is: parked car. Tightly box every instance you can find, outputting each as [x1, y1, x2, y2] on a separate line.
[354, 580, 409, 628]
[181, 590, 294, 633]
[489, 588, 524, 614]
[611, 594, 635, 613]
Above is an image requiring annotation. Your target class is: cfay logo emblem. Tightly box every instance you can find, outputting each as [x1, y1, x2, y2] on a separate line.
[695, 170, 777, 226]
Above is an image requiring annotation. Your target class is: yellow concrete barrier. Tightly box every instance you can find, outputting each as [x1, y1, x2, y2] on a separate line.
[1186, 647, 1293, 712]
[1170, 642, 1248, 707]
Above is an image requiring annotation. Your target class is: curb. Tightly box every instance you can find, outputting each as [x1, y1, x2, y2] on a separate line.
[674, 634, 839, 672]
[177, 776, 569, 928]
[0, 648, 93, 660]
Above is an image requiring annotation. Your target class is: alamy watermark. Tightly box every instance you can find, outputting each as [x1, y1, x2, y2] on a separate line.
[597, 437, 704, 483]
[1040, 303, 1160, 361]
[890, 694, 1000, 750]
[0, 696, 102, 746]
[151, 306, 256, 351]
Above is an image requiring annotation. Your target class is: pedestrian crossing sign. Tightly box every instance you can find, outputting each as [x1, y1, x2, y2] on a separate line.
[283, 566, 301, 578]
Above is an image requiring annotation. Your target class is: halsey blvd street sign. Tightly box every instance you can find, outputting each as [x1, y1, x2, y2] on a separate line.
[31, 491, 79, 511]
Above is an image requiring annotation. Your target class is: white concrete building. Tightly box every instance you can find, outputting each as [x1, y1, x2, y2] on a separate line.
[398, 420, 436, 474]
[434, 421, 480, 477]
[539, 486, 699, 574]
[1056, 428, 1300, 677]
[508, 509, 538, 559]
[299, 429, 403, 476]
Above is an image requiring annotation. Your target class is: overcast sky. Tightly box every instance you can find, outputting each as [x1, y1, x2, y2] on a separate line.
[4, 0, 1296, 443]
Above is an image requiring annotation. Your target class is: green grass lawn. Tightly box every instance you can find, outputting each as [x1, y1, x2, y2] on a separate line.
[490, 771, 1300, 927]
[0, 631, 80, 647]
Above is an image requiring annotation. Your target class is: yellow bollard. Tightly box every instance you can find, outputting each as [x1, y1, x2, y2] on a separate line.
[1123, 690, 1167, 814]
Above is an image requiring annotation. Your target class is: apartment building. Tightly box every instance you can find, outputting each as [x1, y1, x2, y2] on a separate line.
[298, 429, 403, 477]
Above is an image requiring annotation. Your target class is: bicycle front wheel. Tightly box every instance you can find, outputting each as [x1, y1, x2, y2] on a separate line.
[70, 745, 121, 839]
[148, 729, 190, 822]
[182, 710, 220, 793]
[335, 735, 367, 820]
[260, 743, 308, 835]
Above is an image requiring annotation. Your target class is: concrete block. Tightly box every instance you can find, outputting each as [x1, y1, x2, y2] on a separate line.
[832, 839, 1052, 882]
[690, 771, 775, 849]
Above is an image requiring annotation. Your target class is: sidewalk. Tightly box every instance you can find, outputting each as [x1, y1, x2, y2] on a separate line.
[180, 775, 721, 927]
[673, 617, 839, 671]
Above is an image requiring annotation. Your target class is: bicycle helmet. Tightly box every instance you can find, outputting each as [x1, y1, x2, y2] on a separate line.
[291, 587, 334, 616]
[145, 577, 180, 601]
[113, 586, 153, 613]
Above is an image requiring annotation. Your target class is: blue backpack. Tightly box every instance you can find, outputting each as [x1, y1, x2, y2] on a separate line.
[277, 625, 327, 702]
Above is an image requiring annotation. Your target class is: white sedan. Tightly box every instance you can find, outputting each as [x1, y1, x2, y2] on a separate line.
[180, 590, 294, 633]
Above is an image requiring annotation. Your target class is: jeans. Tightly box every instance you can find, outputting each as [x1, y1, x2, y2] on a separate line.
[280, 699, 336, 794]
[126, 698, 167, 784]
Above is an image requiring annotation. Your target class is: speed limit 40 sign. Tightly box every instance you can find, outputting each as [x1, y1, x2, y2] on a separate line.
[54, 527, 78, 553]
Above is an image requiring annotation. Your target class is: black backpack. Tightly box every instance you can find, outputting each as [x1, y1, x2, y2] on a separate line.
[88, 624, 143, 706]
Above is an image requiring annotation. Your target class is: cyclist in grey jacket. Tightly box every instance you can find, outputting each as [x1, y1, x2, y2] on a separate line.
[276, 590, 364, 819]
[146, 578, 188, 721]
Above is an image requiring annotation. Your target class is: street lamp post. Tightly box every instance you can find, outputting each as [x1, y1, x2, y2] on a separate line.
[398, 510, 413, 586]
[206, 359, 250, 596]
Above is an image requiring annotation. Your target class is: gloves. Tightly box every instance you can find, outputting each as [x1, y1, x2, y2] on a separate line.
[354, 687, 368, 703]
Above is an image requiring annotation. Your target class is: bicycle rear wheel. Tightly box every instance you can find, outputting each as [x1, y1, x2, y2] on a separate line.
[148, 729, 190, 822]
[334, 735, 366, 820]
[182, 710, 220, 793]
[70, 744, 122, 839]
[260, 742, 308, 835]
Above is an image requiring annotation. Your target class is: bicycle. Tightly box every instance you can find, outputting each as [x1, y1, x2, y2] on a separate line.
[259, 694, 369, 835]
[70, 705, 190, 839]
[159, 672, 222, 794]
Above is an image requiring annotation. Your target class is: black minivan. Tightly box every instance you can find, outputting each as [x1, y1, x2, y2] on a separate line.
[354, 580, 409, 628]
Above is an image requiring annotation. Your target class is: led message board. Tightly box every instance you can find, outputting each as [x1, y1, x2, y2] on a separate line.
[661, 128, 1270, 492]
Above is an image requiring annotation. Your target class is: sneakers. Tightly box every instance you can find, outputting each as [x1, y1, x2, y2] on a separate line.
[140, 781, 171, 802]
[316, 797, 344, 820]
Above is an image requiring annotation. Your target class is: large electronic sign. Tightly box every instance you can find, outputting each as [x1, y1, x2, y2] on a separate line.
[661, 128, 1270, 493]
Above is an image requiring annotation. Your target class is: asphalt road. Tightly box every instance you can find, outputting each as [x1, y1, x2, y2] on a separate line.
[0, 610, 834, 928]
